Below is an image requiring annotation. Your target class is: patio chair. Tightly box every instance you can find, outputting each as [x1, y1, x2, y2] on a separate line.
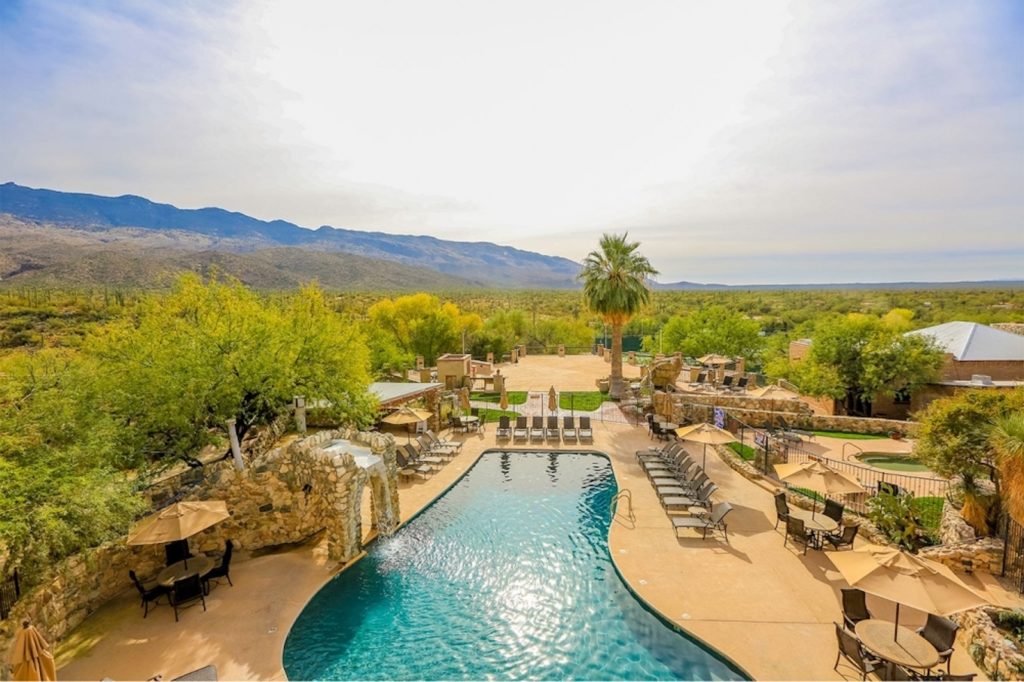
[939, 674, 977, 681]
[719, 375, 734, 390]
[645, 412, 656, 437]
[530, 416, 545, 442]
[416, 436, 453, 461]
[688, 372, 707, 389]
[545, 416, 561, 441]
[661, 482, 718, 511]
[426, 429, 461, 452]
[202, 540, 233, 594]
[562, 416, 577, 442]
[642, 452, 693, 479]
[833, 622, 881, 680]
[636, 441, 682, 463]
[784, 516, 813, 555]
[653, 471, 707, 498]
[824, 523, 859, 550]
[730, 376, 748, 392]
[496, 416, 512, 441]
[513, 416, 529, 442]
[824, 499, 845, 525]
[578, 417, 593, 443]
[129, 569, 169, 618]
[165, 539, 192, 566]
[773, 491, 791, 530]
[170, 573, 207, 622]
[917, 613, 958, 674]
[404, 443, 443, 469]
[840, 588, 872, 630]
[395, 450, 432, 480]
[172, 665, 219, 681]
[671, 501, 732, 540]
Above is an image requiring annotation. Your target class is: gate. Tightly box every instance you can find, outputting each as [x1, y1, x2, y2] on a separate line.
[1002, 514, 1024, 594]
[0, 570, 20, 620]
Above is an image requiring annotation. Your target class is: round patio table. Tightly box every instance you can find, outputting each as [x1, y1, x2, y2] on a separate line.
[856, 619, 940, 671]
[158, 555, 214, 587]
[788, 507, 838, 533]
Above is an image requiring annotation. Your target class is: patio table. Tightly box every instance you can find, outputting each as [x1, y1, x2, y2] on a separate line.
[855, 619, 940, 671]
[158, 555, 214, 587]
[788, 508, 838, 549]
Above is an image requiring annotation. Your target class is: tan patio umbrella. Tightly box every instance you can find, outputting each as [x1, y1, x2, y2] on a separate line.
[751, 384, 801, 428]
[8, 620, 56, 681]
[382, 406, 433, 442]
[698, 354, 732, 366]
[499, 385, 509, 411]
[127, 500, 230, 546]
[827, 544, 987, 638]
[459, 387, 472, 412]
[676, 422, 736, 469]
[548, 386, 557, 413]
[774, 459, 864, 517]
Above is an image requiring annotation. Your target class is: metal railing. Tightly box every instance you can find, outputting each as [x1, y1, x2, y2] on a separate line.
[611, 489, 636, 523]
[0, 570, 20, 620]
[1001, 514, 1024, 594]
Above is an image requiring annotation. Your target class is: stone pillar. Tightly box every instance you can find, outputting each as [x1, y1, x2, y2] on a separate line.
[486, 352, 494, 364]
[558, 344, 565, 357]
[415, 355, 425, 370]
[493, 371, 505, 393]
[510, 348, 518, 364]
[519, 344, 527, 357]
[419, 368, 432, 383]
[736, 357, 746, 373]
[226, 419, 245, 470]
[628, 351, 636, 364]
[294, 395, 307, 434]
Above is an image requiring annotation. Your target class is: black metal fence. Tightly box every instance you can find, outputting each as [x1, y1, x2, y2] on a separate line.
[0, 570, 20, 620]
[1001, 514, 1024, 594]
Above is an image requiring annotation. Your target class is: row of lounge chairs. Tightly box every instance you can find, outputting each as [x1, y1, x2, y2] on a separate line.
[395, 431, 462, 480]
[636, 442, 732, 540]
[687, 373, 749, 393]
[495, 415, 593, 444]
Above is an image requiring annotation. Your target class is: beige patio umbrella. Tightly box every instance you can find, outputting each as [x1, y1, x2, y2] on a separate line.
[827, 544, 987, 638]
[127, 500, 230, 546]
[8, 620, 56, 681]
[499, 385, 509, 411]
[382, 406, 433, 442]
[459, 387, 472, 412]
[774, 459, 864, 517]
[698, 354, 732, 366]
[751, 384, 801, 428]
[548, 386, 557, 413]
[676, 422, 736, 469]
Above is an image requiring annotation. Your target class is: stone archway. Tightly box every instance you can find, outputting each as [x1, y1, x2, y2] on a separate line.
[353, 461, 400, 540]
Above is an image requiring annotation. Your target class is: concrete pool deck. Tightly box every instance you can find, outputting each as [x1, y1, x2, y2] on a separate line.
[55, 356, 1019, 680]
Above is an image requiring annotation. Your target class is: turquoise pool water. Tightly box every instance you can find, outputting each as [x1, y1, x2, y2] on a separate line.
[283, 452, 745, 680]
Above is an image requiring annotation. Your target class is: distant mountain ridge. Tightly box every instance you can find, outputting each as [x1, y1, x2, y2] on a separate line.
[0, 182, 581, 288]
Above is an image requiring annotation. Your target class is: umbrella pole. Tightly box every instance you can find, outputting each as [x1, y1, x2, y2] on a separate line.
[702, 442, 708, 470]
[894, 603, 900, 640]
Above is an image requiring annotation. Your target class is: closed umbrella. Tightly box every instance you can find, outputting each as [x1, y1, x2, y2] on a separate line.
[774, 459, 864, 517]
[127, 500, 229, 546]
[548, 386, 557, 413]
[499, 385, 509, 411]
[8, 620, 56, 681]
[459, 387, 472, 412]
[675, 422, 736, 469]
[827, 544, 987, 638]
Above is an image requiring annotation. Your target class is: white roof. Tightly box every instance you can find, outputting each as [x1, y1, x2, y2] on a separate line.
[369, 382, 443, 405]
[907, 321, 1024, 361]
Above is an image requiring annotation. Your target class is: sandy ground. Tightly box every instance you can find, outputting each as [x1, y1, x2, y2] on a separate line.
[56, 356, 1018, 681]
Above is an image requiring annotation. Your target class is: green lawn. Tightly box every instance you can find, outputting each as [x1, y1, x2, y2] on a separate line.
[470, 391, 528, 405]
[558, 391, 608, 411]
[811, 430, 888, 440]
[728, 441, 758, 462]
[477, 407, 520, 422]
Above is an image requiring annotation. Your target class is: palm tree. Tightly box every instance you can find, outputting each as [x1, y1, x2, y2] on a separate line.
[993, 412, 1024, 524]
[579, 233, 658, 400]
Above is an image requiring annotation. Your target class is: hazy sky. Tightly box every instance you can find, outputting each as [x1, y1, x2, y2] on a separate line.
[2, 1, 1022, 284]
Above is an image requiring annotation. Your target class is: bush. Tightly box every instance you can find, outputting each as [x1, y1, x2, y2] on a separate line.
[867, 490, 938, 551]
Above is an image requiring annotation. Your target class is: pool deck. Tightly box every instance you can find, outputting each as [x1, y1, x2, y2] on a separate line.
[56, 357, 1020, 681]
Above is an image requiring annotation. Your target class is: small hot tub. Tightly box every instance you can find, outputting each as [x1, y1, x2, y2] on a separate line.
[323, 439, 382, 470]
[856, 453, 930, 473]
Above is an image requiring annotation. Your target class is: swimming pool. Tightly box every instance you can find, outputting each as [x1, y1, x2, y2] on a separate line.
[283, 451, 745, 680]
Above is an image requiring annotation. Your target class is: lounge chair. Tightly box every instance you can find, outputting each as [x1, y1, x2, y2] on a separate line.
[636, 441, 682, 463]
[545, 416, 560, 442]
[651, 421, 670, 441]
[825, 523, 859, 550]
[719, 375, 733, 390]
[496, 416, 512, 441]
[530, 416, 545, 442]
[562, 416, 577, 443]
[823, 499, 845, 525]
[917, 614, 959, 674]
[170, 574, 207, 622]
[172, 665, 218, 681]
[404, 443, 443, 469]
[840, 588, 872, 630]
[661, 482, 718, 512]
[129, 569, 168, 618]
[396, 450, 432, 479]
[201, 540, 233, 595]
[773, 491, 790, 530]
[426, 429, 462, 452]
[513, 416, 529, 442]
[417, 435, 455, 460]
[671, 501, 732, 540]
[642, 452, 693, 479]
[833, 622, 881, 680]
[578, 416, 593, 443]
[784, 516, 813, 554]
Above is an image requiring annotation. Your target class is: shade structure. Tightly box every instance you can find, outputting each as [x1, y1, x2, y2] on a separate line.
[8, 620, 56, 681]
[750, 384, 800, 400]
[827, 544, 988, 637]
[548, 386, 557, 412]
[774, 459, 865, 497]
[381, 406, 433, 426]
[675, 423, 736, 468]
[127, 500, 230, 546]
[698, 354, 732, 366]
[459, 387, 472, 412]
[499, 386, 509, 411]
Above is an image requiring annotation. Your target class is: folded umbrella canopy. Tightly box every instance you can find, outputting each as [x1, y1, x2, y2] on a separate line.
[548, 386, 557, 413]
[459, 387, 472, 412]
[827, 543, 987, 638]
[499, 386, 509, 411]
[8, 620, 56, 681]
[126, 500, 230, 546]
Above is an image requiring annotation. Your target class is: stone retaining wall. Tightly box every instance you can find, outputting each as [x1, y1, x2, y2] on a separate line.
[957, 607, 1024, 680]
[919, 537, 1004, 575]
[939, 500, 977, 545]
[0, 428, 398, 675]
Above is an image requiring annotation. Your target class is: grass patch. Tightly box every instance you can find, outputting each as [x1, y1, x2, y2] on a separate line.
[558, 391, 608, 411]
[477, 408, 520, 422]
[811, 430, 888, 440]
[471, 391, 527, 405]
[792, 487, 826, 503]
[728, 441, 758, 462]
[911, 496, 944, 530]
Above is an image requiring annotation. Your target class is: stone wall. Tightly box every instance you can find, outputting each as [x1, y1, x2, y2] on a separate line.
[919, 538, 1004, 575]
[939, 500, 977, 545]
[0, 428, 399, 674]
[956, 607, 1024, 680]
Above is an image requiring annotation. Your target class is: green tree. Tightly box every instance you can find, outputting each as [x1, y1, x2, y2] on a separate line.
[791, 314, 944, 415]
[579, 233, 657, 400]
[368, 293, 482, 367]
[660, 306, 763, 360]
[994, 411, 1024, 524]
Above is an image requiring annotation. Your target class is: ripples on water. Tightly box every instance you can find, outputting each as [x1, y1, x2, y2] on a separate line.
[283, 452, 744, 681]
